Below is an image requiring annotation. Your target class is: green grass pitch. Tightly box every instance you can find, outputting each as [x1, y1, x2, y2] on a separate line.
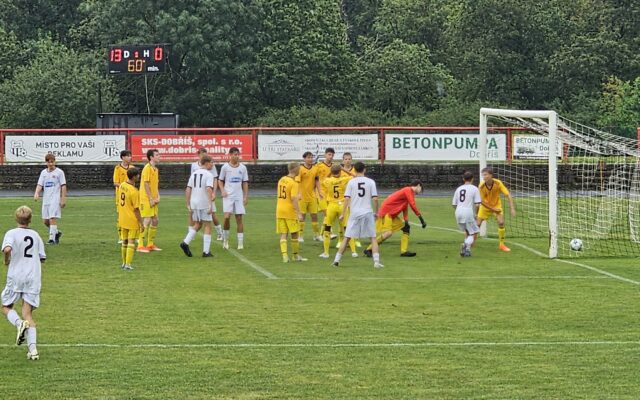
[0, 194, 638, 399]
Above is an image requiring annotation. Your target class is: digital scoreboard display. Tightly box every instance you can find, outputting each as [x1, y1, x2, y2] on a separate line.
[108, 44, 167, 74]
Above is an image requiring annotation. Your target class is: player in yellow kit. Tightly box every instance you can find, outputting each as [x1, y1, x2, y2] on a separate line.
[339, 152, 360, 247]
[297, 152, 322, 242]
[118, 167, 144, 271]
[315, 147, 335, 213]
[319, 165, 357, 258]
[477, 167, 516, 252]
[277, 162, 307, 263]
[137, 149, 161, 252]
[112, 150, 132, 243]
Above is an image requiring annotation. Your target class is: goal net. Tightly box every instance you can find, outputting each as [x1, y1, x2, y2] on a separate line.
[480, 108, 640, 258]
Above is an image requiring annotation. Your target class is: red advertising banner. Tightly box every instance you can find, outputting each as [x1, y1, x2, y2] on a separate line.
[131, 134, 254, 161]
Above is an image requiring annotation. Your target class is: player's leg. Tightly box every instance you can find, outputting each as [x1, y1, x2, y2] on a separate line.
[279, 231, 290, 262]
[496, 213, 510, 252]
[212, 211, 223, 241]
[222, 198, 233, 249]
[398, 217, 416, 257]
[147, 206, 161, 251]
[21, 301, 38, 360]
[202, 221, 213, 257]
[235, 214, 244, 249]
[321, 205, 337, 257]
[365, 215, 392, 256]
[181, 216, 200, 257]
[310, 213, 321, 241]
[332, 235, 351, 267]
[289, 219, 305, 261]
[3, 297, 29, 346]
[370, 236, 383, 268]
[120, 228, 128, 267]
[125, 229, 138, 269]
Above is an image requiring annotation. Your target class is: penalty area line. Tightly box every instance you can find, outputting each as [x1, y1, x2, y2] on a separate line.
[421, 224, 640, 286]
[0, 341, 638, 349]
[212, 242, 278, 280]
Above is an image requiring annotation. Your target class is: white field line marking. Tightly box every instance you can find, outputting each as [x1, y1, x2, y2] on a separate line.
[213, 242, 278, 279]
[0, 341, 638, 349]
[420, 223, 640, 286]
[283, 276, 608, 281]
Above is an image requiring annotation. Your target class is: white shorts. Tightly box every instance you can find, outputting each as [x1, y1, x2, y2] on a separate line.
[2, 287, 40, 309]
[345, 213, 377, 239]
[42, 203, 61, 220]
[458, 221, 480, 235]
[192, 209, 213, 222]
[223, 198, 245, 215]
[456, 209, 480, 235]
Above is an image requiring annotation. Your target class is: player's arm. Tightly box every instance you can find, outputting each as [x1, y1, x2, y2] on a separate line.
[144, 181, 154, 205]
[212, 178, 218, 201]
[134, 207, 144, 233]
[207, 186, 214, 214]
[315, 177, 324, 199]
[113, 168, 120, 189]
[372, 196, 379, 215]
[34, 184, 42, 201]
[242, 181, 249, 206]
[502, 184, 516, 217]
[60, 183, 67, 208]
[185, 186, 192, 212]
[339, 196, 351, 220]
[292, 188, 301, 219]
[3, 245, 11, 266]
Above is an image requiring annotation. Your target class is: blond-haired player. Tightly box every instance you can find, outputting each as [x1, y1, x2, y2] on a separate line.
[181, 155, 216, 258]
[113, 150, 132, 243]
[319, 165, 357, 258]
[191, 148, 223, 240]
[297, 151, 322, 242]
[2, 206, 46, 360]
[477, 167, 516, 252]
[137, 149, 161, 252]
[118, 168, 144, 270]
[277, 162, 307, 262]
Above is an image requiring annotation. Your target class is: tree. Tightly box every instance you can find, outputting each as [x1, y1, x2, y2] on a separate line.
[597, 76, 640, 137]
[359, 39, 453, 116]
[0, 39, 120, 128]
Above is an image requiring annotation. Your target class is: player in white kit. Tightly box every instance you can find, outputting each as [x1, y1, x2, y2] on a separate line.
[2, 206, 46, 360]
[181, 155, 216, 258]
[218, 147, 249, 250]
[452, 171, 482, 257]
[191, 148, 223, 240]
[33, 154, 66, 244]
[333, 162, 383, 269]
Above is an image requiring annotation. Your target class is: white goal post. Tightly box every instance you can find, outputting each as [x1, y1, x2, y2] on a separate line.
[479, 108, 559, 258]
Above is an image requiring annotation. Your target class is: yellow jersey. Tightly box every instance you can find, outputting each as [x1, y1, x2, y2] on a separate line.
[322, 176, 352, 204]
[113, 164, 130, 204]
[315, 161, 333, 195]
[297, 164, 318, 202]
[479, 178, 510, 210]
[340, 166, 354, 178]
[276, 175, 299, 220]
[118, 181, 141, 230]
[139, 163, 159, 203]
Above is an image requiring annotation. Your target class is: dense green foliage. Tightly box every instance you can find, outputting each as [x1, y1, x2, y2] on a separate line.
[0, 0, 638, 131]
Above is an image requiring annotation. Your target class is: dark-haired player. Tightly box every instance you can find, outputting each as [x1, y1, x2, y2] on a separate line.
[477, 167, 516, 252]
[218, 147, 249, 250]
[453, 171, 481, 257]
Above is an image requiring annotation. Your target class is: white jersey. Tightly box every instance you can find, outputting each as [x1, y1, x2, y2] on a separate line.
[2, 228, 45, 294]
[188, 168, 215, 210]
[219, 163, 248, 200]
[191, 162, 219, 178]
[37, 167, 66, 205]
[452, 184, 481, 222]
[344, 176, 378, 218]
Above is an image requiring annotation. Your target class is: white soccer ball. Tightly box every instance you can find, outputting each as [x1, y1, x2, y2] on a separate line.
[570, 238, 583, 251]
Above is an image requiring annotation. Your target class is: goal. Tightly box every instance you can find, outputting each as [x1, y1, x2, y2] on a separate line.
[479, 108, 640, 258]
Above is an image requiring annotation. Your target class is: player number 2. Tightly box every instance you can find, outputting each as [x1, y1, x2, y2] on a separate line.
[459, 189, 466, 202]
[23, 236, 34, 258]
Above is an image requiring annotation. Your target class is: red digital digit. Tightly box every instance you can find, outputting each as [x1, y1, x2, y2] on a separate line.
[112, 48, 122, 62]
[154, 47, 163, 61]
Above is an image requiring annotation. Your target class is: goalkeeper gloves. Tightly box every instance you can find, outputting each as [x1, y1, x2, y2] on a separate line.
[419, 216, 427, 229]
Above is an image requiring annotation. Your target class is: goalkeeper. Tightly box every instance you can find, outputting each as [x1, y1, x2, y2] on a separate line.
[364, 181, 426, 258]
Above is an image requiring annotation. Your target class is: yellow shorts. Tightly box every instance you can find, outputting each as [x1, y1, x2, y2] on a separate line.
[377, 214, 405, 233]
[140, 202, 158, 218]
[299, 200, 318, 214]
[318, 199, 328, 211]
[276, 218, 300, 234]
[477, 206, 502, 221]
[323, 202, 345, 227]
[120, 228, 139, 241]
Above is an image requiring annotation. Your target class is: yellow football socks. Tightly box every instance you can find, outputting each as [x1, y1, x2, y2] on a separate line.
[291, 239, 300, 255]
[148, 226, 158, 247]
[349, 238, 356, 253]
[400, 233, 410, 254]
[126, 243, 136, 264]
[323, 230, 331, 254]
[312, 222, 319, 237]
[299, 222, 305, 238]
[121, 243, 127, 264]
[280, 239, 288, 257]
[498, 227, 506, 245]
[137, 230, 146, 248]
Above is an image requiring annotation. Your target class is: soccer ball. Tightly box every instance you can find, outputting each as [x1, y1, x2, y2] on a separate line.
[570, 238, 583, 251]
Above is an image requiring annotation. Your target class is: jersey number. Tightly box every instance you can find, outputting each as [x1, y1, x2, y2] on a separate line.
[278, 185, 287, 199]
[333, 185, 340, 199]
[357, 182, 366, 197]
[459, 189, 466, 202]
[120, 192, 126, 206]
[192, 173, 204, 189]
[23, 236, 34, 258]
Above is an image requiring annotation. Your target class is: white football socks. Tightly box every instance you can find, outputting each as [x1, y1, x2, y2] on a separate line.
[237, 233, 244, 243]
[373, 253, 380, 264]
[333, 252, 343, 263]
[6, 310, 21, 328]
[27, 327, 37, 352]
[223, 230, 230, 241]
[49, 225, 57, 241]
[464, 235, 474, 249]
[215, 225, 223, 235]
[203, 234, 212, 253]
[184, 227, 197, 244]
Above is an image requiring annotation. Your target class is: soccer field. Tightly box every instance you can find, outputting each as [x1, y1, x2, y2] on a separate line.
[0, 194, 638, 399]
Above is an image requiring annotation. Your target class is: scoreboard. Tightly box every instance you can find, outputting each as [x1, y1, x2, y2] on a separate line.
[108, 44, 167, 74]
